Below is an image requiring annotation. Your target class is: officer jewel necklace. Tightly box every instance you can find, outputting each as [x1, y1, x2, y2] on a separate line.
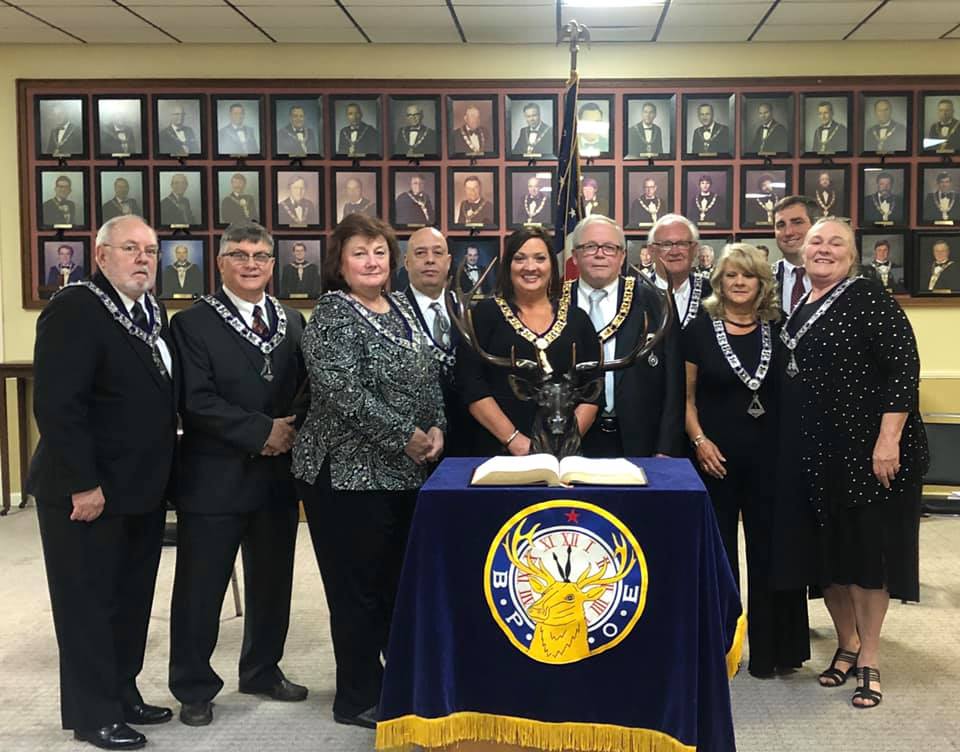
[681, 273, 704, 329]
[203, 295, 287, 381]
[780, 276, 858, 378]
[495, 285, 572, 376]
[713, 318, 771, 418]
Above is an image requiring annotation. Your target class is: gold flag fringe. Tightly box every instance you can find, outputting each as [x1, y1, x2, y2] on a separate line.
[726, 612, 748, 679]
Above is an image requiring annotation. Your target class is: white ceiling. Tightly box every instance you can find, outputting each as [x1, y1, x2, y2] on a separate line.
[0, 0, 957, 44]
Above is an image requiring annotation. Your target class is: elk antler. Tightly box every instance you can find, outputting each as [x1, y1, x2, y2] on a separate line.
[503, 519, 555, 588]
[576, 534, 636, 589]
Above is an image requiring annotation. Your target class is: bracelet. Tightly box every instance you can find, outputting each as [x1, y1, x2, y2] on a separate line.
[691, 434, 706, 447]
[504, 429, 520, 448]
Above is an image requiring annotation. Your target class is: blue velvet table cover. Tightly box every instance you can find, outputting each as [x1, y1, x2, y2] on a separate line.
[376, 457, 744, 752]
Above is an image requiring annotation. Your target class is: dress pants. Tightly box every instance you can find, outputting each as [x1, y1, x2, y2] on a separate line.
[37, 502, 165, 730]
[298, 463, 417, 717]
[168, 501, 298, 704]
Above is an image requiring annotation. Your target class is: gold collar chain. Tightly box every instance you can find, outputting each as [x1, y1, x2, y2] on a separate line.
[494, 285, 572, 373]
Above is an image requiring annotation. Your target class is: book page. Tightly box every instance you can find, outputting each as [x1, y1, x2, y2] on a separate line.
[558, 456, 648, 486]
[471, 454, 561, 486]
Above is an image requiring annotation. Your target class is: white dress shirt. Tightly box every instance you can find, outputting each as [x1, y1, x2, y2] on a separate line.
[654, 273, 692, 323]
[410, 285, 448, 343]
[778, 258, 811, 313]
[577, 277, 619, 414]
[114, 285, 173, 374]
[223, 284, 270, 331]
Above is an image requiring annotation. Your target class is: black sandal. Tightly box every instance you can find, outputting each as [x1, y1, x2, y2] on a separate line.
[818, 648, 859, 687]
[852, 666, 883, 708]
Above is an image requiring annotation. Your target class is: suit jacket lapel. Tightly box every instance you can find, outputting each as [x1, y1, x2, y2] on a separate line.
[405, 286, 457, 353]
[214, 289, 275, 376]
[613, 276, 647, 389]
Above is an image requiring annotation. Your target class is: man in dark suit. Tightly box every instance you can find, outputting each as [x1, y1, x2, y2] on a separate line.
[394, 173, 435, 226]
[31, 215, 177, 750]
[629, 177, 664, 228]
[169, 221, 308, 727]
[861, 239, 905, 294]
[218, 103, 258, 155]
[516, 175, 550, 226]
[581, 177, 608, 218]
[929, 239, 960, 291]
[928, 98, 960, 153]
[628, 101, 663, 156]
[457, 244, 491, 294]
[45, 243, 84, 288]
[277, 175, 318, 227]
[100, 115, 139, 156]
[279, 241, 321, 298]
[220, 173, 257, 225]
[772, 195, 816, 314]
[396, 103, 436, 156]
[158, 103, 200, 157]
[46, 103, 83, 156]
[748, 102, 788, 154]
[648, 213, 713, 329]
[101, 177, 142, 222]
[337, 102, 380, 157]
[450, 104, 491, 156]
[812, 101, 847, 154]
[159, 173, 196, 227]
[691, 103, 730, 154]
[42, 174, 79, 227]
[160, 243, 203, 298]
[569, 215, 684, 459]
[512, 102, 553, 157]
[688, 174, 725, 227]
[276, 105, 318, 156]
[923, 171, 960, 224]
[865, 98, 905, 153]
[454, 176, 493, 227]
[339, 177, 375, 221]
[863, 171, 903, 225]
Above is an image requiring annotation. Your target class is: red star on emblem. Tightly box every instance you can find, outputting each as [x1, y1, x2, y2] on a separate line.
[565, 509, 580, 523]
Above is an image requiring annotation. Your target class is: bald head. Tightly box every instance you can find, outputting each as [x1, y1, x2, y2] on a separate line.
[405, 227, 451, 298]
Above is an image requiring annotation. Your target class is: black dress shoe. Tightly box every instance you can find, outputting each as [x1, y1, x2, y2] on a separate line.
[179, 701, 213, 727]
[123, 701, 173, 725]
[239, 676, 308, 702]
[333, 705, 377, 730]
[73, 722, 146, 750]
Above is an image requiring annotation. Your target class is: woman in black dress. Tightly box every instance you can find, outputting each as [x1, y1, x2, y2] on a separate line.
[457, 227, 601, 456]
[773, 218, 928, 708]
[684, 243, 810, 678]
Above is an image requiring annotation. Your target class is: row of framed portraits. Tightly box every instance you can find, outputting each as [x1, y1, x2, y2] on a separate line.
[33, 91, 960, 162]
[37, 229, 960, 304]
[32, 163, 960, 234]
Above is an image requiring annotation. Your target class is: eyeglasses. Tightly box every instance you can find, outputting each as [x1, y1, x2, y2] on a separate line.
[222, 251, 274, 265]
[574, 242, 623, 256]
[103, 242, 159, 258]
[650, 240, 695, 252]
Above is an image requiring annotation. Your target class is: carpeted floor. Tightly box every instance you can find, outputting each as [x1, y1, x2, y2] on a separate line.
[1, 505, 958, 752]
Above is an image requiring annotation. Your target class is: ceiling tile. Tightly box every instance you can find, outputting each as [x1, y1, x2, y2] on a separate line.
[174, 25, 273, 42]
[269, 25, 367, 42]
[347, 5, 455, 28]
[238, 5, 353, 26]
[464, 25, 555, 43]
[75, 26, 177, 42]
[13, 0, 112, 5]
[852, 22, 953, 39]
[560, 6, 664, 27]
[20, 6, 155, 28]
[588, 26, 657, 42]
[455, 0, 552, 4]
[658, 23, 756, 41]
[664, 3, 767, 26]
[456, 4, 553, 30]
[343, 0, 446, 5]
[752, 23, 851, 41]
[0, 26, 81, 41]
[122, 0, 223, 5]
[768, 2, 880, 24]
[364, 25, 462, 42]
[0, 6, 59, 28]
[129, 5, 257, 28]
[862, 1, 960, 24]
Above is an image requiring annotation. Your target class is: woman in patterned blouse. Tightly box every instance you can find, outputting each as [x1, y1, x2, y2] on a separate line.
[292, 213, 445, 728]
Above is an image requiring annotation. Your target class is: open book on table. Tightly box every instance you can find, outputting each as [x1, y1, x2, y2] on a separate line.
[471, 454, 647, 487]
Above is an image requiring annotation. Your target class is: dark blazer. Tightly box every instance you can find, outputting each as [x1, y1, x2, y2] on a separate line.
[395, 191, 435, 226]
[160, 194, 195, 226]
[100, 125, 139, 155]
[101, 197, 141, 222]
[278, 197, 318, 226]
[46, 122, 83, 156]
[931, 260, 960, 291]
[748, 121, 788, 153]
[861, 263, 906, 294]
[276, 125, 318, 156]
[29, 272, 177, 512]
[863, 192, 904, 224]
[42, 198, 77, 226]
[396, 125, 437, 155]
[811, 122, 848, 153]
[629, 197, 663, 227]
[280, 263, 321, 298]
[45, 264, 84, 287]
[923, 191, 960, 223]
[628, 123, 663, 155]
[158, 124, 199, 156]
[337, 123, 380, 155]
[865, 121, 905, 152]
[513, 125, 554, 156]
[691, 123, 730, 153]
[927, 119, 960, 151]
[220, 193, 258, 224]
[218, 125, 259, 155]
[161, 263, 203, 297]
[171, 291, 307, 515]
[576, 277, 685, 457]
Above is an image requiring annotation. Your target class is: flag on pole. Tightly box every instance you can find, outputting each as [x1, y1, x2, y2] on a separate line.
[553, 73, 583, 281]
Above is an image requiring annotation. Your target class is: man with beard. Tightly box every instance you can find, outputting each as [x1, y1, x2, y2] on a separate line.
[160, 173, 196, 227]
[279, 241, 321, 299]
[339, 177, 375, 220]
[276, 105, 318, 157]
[691, 103, 730, 154]
[101, 177, 142, 222]
[772, 195, 816, 313]
[512, 102, 553, 157]
[629, 177, 664, 227]
[863, 171, 903, 226]
[396, 103, 436, 156]
[748, 102, 788, 154]
[220, 173, 258, 225]
[158, 102, 200, 157]
[277, 175, 318, 227]
[394, 173, 435, 226]
[628, 101, 664, 156]
[747, 172, 779, 226]
[813, 171, 838, 218]
[455, 175, 493, 227]
[161, 244, 203, 298]
[337, 102, 380, 157]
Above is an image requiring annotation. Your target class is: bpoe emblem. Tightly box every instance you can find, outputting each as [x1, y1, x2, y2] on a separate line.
[484, 500, 648, 665]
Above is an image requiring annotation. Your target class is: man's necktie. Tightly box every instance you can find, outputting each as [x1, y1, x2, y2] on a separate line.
[430, 301, 451, 348]
[131, 300, 149, 332]
[790, 267, 807, 313]
[588, 289, 614, 413]
[252, 304, 269, 338]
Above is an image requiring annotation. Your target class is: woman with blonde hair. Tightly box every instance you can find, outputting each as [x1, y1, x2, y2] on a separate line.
[684, 242, 810, 677]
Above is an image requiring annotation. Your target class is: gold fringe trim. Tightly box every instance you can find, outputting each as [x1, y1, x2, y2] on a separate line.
[375, 711, 695, 752]
[726, 612, 747, 679]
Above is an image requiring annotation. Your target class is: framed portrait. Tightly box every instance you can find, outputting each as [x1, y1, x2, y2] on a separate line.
[447, 95, 498, 159]
[389, 95, 440, 159]
[735, 233, 782, 266]
[682, 94, 734, 158]
[390, 167, 440, 229]
[860, 93, 911, 156]
[35, 95, 87, 160]
[157, 237, 207, 300]
[391, 236, 410, 292]
[154, 95, 204, 159]
[272, 96, 323, 158]
[921, 93, 960, 154]
[448, 168, 499, 230]
[577, 95, 613, 160]
[213, 96, 264, 158]
[624, 94, 675, 160]
[624, 236, 656, 278]
[156, 168, 205, 229]
[682, 167, 732, 230]
[94, 96, 145, 159]
[96, 168, 147, 227]
[624, 166, 674, 229]
[911, 231, 960, 296]
[37, 168, 88, 230]
[214, 168, 263, 228]
[859, 165, 908, 228]
[275, 238, 324, 300]
[449, 236, 499, 296]
[38, 237, 88, 299]
[695, 235, 733, 275]
[506, 95, 557, 160]
[273, 168, 323, 229]
[801, 93, 851, 156]
[918, 166, 960, 226]
[740, 93, 793, 157]
[581, 166, 614, 220]
[330, 95, 382, 159]
[857, 231, 908, 295]
[740, 166, 792, 229]
[332, 168, 380, 223]
[801, 165, 850, 221]
[506, 167, 555, 229]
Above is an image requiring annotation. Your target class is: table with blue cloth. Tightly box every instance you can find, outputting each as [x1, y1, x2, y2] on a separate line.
[375, 457, 745, 752]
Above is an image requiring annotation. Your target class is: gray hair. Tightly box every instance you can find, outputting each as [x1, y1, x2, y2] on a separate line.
[647, 213, 699, 245]
[569, 214, 625, 251]
[804, 216, 858, 278]
[219, 221, 274, 255]
[95, 215, 155, 248]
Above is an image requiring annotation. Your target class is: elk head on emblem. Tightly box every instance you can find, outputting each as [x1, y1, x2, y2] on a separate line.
[504, 519, 636, 662]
